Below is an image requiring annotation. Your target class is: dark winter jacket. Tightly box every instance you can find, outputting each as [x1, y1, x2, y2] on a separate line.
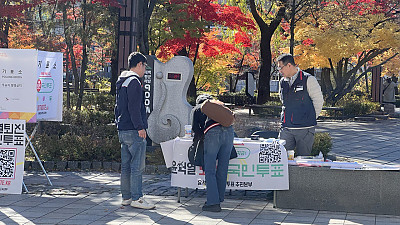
[191, 94, 219, 139]
[115, 71, 148, 131]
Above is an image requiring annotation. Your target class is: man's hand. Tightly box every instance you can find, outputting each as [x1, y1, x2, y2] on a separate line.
[138, 129, 146, 139]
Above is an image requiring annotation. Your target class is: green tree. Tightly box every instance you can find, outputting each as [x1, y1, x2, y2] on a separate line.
[58, 0, 119, 110]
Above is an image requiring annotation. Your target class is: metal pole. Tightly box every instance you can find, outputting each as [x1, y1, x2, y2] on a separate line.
[22, 182, 28, 193]
[177, 187, 181, 203]
[25, 123, 53, 186]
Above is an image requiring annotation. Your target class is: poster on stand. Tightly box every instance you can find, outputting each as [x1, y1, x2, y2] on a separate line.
[0, 49, 37, 122]
[36, 51, 63, 121]
[0, 119, 26, 194]
[0, 49, 63, 122]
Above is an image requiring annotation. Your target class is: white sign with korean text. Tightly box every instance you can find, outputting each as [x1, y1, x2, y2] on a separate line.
[0, 49, 37, 114]
[164, 138, 289, 190]
[0, 119, 26, 194]
[0, 49, 63, 122]
[36, 51, 63, 121]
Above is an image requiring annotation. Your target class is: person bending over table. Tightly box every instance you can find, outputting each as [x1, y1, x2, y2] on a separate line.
[191, 94, 234, 212]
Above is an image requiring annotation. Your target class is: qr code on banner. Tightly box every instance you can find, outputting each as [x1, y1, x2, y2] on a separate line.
[0, 149, 16, 178]
[259, 141, 282, 163]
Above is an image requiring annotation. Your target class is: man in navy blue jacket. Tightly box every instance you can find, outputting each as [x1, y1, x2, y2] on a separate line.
[115, 52, 155, 210]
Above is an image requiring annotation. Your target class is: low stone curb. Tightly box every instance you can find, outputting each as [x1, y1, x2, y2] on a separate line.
[24, 161, 170, 174]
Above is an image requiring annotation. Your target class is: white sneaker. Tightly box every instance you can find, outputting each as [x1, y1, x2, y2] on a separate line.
[130, 197, 155, 209]
[121, 199, 132, 206]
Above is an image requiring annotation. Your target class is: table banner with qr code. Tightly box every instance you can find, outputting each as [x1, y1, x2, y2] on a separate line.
[0, 119, 26, 194]
[163, 137, 289, 190]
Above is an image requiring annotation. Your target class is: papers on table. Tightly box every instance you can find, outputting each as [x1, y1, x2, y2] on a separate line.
[288, 159, 400, 171]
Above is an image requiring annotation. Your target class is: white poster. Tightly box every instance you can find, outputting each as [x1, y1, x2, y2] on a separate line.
[0, 49, 63, 122]
[0, 119, 26, 194]
[0, 49, 37, 122]
[36, 51, 63, 121]
[164, 138, 289, 190]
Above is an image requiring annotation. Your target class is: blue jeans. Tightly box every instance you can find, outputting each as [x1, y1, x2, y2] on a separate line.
[203, 126, 234, 206]
[118, 130, 146, 201]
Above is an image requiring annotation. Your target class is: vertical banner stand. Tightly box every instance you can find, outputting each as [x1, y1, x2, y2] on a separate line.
[25, 122, 53, 187]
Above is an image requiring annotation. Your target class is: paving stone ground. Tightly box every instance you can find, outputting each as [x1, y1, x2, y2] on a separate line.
[2, 109, 400, 224]
[3, 171, 399, 225]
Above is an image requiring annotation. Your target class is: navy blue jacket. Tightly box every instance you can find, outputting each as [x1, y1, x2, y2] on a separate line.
[115, 71, 148, 131]
[280, 71, 317, 128]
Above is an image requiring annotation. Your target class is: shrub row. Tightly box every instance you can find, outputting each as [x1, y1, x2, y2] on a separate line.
[27, 104, 120, 162]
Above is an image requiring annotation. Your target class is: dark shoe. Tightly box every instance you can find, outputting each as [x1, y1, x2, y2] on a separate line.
[202, 204, 221, 212]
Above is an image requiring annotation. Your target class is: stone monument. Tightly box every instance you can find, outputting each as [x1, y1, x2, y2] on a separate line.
[147, 56, 194, 144]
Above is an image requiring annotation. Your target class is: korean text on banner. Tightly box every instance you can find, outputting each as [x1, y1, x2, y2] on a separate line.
[165, 138, 289, 190]
[0, 49, 37, 122]
[36, 51, 63, 121]
[0, 119, 26, 194]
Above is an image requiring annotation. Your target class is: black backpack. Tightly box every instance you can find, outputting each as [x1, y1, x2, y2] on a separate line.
[187, 135, 204, 167]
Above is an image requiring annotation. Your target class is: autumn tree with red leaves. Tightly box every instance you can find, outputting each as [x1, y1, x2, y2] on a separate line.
[151, 0, 256, 98]
[0, 0, 43, 48]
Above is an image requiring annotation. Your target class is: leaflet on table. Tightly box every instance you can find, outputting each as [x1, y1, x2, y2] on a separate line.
[160, 138, 175, 168]
[287, 160, 400, 171]
[360, 164, 400, 170]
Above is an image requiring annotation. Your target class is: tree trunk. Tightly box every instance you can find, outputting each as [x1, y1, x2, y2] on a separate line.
[76, 1, 88, 110]
[110, 6, 120, 95]
[0, 19, 10, 48]
[364, 64, 369, 95]
[248, 0, 286, 104]
[65, 50, 71, 109]
[137, 0, 156, 54]
[257, 34, 272, 104]
[229, 76, 233, 92]
[76, 44, 88, 110]
[188, 77, 197, 102]
[110, 47, 118, 95]
[320, 68, 332, 96]
[70, 48, 80, 95]
[289, 0, 296, 55]
[61, 5, 79, 95]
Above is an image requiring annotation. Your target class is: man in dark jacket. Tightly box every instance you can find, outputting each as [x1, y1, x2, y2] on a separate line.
[115, 52, 155, 210]
[277, 53, 323, 156]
